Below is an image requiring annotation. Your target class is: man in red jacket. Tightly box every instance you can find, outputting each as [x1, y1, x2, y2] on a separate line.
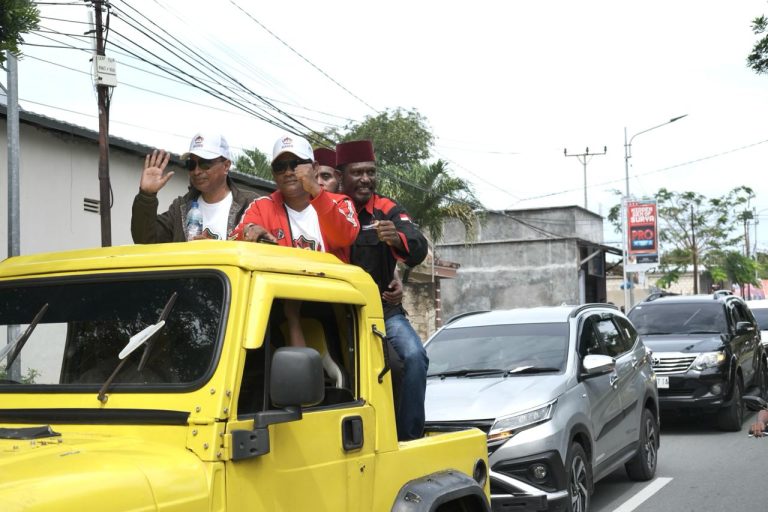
[231, 135, 359, 263]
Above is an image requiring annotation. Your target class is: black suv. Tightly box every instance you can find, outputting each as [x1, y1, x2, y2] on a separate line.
[628, 292, 768, 431]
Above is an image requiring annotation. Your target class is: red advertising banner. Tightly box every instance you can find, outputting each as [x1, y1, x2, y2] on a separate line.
[627, 200, 658, 264]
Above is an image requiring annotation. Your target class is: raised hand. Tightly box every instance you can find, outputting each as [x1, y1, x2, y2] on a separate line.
[140, 149, 173, 195]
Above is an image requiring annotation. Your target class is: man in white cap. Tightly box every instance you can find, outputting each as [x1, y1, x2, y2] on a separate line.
[231, 134, 360, 347]
[131, 131, 257, 243]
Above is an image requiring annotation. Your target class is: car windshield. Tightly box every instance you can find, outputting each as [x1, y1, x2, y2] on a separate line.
[426, 322, 568, 375]
[628, 302, 727, 335]
[0, 271, 226, 389]
[751, 308, 768, 331]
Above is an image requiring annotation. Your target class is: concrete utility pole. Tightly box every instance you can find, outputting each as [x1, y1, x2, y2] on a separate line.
[564, 146, 607, 210]
[6, 52, 21, 380]
[94, 0, 112, 246]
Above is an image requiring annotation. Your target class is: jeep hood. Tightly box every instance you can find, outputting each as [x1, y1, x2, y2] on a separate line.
[425, 375, 566, 422]
[0, 428, 210, 512]
[641, 334, 725, 353]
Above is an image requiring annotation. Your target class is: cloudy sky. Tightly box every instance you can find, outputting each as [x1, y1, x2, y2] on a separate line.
[8, 0, 768, 249]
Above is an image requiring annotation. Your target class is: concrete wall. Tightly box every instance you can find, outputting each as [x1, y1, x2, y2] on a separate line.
[437, 238, 580, 319]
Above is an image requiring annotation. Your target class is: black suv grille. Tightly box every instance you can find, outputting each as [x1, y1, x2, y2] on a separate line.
[653, 354, 696, 374]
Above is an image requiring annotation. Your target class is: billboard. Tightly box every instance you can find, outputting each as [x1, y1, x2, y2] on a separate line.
[627, 200, 658, 265]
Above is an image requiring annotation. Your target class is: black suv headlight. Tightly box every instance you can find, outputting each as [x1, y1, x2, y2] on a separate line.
[692, 351, 726, 370]
[488, 400, 556, 444]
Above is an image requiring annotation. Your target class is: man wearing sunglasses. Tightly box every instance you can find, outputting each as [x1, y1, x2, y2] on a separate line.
[337, 139, 429, 441]
[131, 131, 257, 243]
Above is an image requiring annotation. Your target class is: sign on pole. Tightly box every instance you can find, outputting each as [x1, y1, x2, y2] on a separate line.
[626, 199, 659, 271]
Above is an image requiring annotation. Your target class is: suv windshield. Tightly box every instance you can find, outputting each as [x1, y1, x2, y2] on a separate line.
[0, 272, 226, 388]
[628, 302, 727, 335]
[426, 323, 568, 375]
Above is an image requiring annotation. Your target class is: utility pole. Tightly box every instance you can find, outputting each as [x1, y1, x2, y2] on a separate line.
[6, 52, 21, 381]
[564, 146, 607, 210]
[691, 205, 699, 294]
[94, 0, 113, 246]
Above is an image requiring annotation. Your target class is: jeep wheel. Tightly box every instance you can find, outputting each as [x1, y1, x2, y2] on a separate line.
[565, 442, 591, 512]
[717, 377, 744, 432]
[625, 408, 658, 481]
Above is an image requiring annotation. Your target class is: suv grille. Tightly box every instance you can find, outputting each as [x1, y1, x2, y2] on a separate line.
[652, 353, 696, 374]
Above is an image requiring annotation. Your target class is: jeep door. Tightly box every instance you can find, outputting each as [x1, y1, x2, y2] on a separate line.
[577, 314, 626, 465]
[226, 276, 375, 512]
[729, 301, 758, 385]
[611, 316, 650, 448]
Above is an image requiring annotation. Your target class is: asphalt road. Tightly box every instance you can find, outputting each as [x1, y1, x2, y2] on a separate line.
[591, 409, 767, 512]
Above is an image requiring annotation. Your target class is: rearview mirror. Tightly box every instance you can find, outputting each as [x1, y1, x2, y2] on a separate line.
[582, 354, 615, 377]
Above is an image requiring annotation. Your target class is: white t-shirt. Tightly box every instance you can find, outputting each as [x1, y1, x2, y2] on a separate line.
[285, 204, 325, 252]
[198, 192, 233, 240]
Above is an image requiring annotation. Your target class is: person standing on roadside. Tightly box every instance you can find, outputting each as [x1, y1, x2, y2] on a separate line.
[337, 139, 429, 441]
[131, 131, 257, 243]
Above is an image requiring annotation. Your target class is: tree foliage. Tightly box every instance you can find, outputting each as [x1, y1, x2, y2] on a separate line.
[0, 0, 40, 65]
[234, 147, 272, 181]
[319, 108, 483, 243]
[748, 14, 768, 74]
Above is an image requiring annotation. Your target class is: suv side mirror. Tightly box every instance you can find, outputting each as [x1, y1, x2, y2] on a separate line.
[736, 321, 756, 335]
[582, 354, 615, 377]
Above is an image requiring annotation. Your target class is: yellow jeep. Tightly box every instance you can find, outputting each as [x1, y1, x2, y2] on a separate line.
[0, 241, 490, 512]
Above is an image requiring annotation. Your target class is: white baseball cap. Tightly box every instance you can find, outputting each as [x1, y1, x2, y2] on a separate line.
[181, 131, 231, 160]
[271, 134, 314, 165]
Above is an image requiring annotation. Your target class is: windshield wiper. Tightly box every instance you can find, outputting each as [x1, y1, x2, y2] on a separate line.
[98, 293, 178, 403]
[507, 366, 561, 374]
[427, 368, 506, 378]
[0, 303, 49, 371]
[686, 330, 721, 334]
[641, 332, 671, 335]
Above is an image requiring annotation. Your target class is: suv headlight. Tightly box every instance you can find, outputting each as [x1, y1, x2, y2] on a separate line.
[488, 400, 556, 443]
[692, 351, 726, 370]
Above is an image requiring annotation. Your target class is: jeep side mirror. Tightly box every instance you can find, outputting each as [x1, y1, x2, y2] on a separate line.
[232, 347, 324, 461]
[736, 321, 756, 335]
[581, 354, 615, 377]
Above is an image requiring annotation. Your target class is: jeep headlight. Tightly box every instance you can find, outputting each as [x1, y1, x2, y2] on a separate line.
[692, 351, 726, 371]
[488, 400, 556, 443]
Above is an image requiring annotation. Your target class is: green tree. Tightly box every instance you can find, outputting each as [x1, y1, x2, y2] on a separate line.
[320, 108, 482, 243]
[234, 148, 272, 181]
[0, 0, 40, 65]
[748, 13, 768, 74]
[710, 250, 761, 296]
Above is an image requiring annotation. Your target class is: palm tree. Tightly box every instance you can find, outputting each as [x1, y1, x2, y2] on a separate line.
[234, 148, 272, 181]
[377, 160, 483, 243]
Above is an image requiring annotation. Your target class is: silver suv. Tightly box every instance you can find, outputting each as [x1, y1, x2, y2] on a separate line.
[424, 305, 659, 512]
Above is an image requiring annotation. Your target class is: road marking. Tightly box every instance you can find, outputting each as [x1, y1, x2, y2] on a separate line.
[611, 477, 673, 512]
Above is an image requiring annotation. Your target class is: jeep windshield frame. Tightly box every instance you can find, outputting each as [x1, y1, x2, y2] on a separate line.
[0, 270, 229, 392]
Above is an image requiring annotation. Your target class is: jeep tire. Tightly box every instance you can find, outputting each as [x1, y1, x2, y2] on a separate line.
[717, 377, 744, 432]
[565, 442, 591, 512]
[625, 407, 658, 481]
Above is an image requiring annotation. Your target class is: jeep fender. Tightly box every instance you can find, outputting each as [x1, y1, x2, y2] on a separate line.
[391, 469, 490, 512]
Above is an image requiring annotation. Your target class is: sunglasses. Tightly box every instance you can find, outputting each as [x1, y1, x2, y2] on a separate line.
[271, 158, 313, 174]
[185, 157, 223, 171]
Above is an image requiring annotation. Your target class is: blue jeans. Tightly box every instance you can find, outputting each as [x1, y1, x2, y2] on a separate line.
[385, 313, 429, 440]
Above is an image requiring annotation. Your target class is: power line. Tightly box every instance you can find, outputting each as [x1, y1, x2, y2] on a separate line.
[227, 0, 379, 114]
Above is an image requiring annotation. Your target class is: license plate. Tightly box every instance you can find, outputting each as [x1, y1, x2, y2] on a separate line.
[656, 376, 669, 389]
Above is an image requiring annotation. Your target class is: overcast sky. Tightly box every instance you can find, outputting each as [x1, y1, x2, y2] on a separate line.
[8, 0, 768, 250]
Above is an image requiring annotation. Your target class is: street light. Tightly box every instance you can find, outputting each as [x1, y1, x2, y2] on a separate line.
[622, 114, 688, 311]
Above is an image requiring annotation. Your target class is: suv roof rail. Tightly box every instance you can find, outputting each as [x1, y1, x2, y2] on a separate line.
[445, 310, 489, 325]
[568, 303, 618, 319]
[643, 291, 679, 302]
[713, 290, 733, 299]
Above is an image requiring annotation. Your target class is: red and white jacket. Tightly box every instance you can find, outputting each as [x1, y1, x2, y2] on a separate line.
[230, 189, 359, 263]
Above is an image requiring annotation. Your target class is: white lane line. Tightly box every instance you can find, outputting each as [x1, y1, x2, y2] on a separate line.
[611, 477, 673, 512]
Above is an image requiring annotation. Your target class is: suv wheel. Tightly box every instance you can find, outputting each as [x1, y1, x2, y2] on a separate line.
[566, 442, 591, 512]
[717, 377, 744, 432]
[625, 408, 658, 481]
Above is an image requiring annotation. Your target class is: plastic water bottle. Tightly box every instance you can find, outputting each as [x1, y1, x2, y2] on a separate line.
[186, 200, 203, 240]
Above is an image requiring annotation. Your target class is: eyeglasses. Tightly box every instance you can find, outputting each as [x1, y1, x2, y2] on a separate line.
[271, 158, 313, 174]
[186, 157, 223, 172]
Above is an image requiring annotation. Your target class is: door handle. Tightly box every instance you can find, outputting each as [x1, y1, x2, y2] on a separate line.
[609, 374, 619, 389]
[342, 415, 364, 451]
[631, 356, 639, 368]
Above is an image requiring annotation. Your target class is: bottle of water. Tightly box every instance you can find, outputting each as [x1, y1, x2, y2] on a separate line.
[186, 200, 203, 240]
